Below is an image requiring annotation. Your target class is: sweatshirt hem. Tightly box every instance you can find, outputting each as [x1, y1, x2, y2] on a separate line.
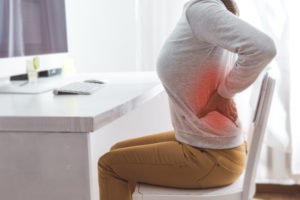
[175, 130, 245, 149]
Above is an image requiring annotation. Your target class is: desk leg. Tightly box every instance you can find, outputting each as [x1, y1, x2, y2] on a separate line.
[0, 131, 91, 200]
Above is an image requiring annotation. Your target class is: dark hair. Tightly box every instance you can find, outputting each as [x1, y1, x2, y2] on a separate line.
[220, 0, 239, 15]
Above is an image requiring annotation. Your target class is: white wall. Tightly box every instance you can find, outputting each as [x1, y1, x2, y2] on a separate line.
[65, 0, 137, 73]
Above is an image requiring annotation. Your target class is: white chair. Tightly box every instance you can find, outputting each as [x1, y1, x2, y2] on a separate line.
[133, 74, 276, 200]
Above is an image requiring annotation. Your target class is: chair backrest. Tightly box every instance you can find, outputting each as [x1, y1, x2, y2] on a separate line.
[242, 73, 276, 200]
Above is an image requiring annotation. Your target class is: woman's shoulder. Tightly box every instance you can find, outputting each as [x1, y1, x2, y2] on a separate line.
[185, 0, 228, 27]
[185, 0, 226, 12]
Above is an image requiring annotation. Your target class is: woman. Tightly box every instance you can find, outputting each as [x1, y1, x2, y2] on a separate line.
[98, 0, 276, 199]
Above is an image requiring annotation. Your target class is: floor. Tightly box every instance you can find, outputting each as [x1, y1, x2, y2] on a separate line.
[254, 184, 300, 199]
[254, 193, 300, 200]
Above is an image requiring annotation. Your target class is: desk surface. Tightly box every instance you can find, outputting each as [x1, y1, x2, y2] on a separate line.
[0, 72, 164, 133]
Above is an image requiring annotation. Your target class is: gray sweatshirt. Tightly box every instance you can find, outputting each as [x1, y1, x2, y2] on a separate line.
[156, 0, 276, 149]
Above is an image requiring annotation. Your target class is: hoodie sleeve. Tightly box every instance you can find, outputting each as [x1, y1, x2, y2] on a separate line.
[186, 0, 277, 98]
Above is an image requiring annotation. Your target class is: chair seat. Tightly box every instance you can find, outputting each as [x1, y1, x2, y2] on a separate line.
[133, 176, 245, 200]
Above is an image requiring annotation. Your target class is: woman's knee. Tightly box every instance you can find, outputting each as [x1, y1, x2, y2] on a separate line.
[98, 152, 111, 171]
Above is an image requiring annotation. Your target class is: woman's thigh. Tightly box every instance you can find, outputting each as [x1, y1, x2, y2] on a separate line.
[99, 140, 217, 189]
[110, 130, 176, 151]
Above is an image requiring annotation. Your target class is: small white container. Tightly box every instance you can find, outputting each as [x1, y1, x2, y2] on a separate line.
[26, 60, 38, 83]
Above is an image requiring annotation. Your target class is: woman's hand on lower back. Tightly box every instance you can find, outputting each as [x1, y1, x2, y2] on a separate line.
[198, 91, 238, 126]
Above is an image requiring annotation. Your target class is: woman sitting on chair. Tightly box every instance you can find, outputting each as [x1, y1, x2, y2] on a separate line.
[98, 0, 276, 199]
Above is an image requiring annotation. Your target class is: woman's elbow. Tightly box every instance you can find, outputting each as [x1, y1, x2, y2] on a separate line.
[257, 36, 277, 62]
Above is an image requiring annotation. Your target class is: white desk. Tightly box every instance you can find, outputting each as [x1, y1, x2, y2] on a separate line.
[0, 72, 165, 200]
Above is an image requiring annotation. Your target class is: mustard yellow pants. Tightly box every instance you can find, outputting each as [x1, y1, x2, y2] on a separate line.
[98, 130, 247, 200]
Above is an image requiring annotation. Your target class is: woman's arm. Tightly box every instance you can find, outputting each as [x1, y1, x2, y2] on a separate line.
[186, 0, 277, 98]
